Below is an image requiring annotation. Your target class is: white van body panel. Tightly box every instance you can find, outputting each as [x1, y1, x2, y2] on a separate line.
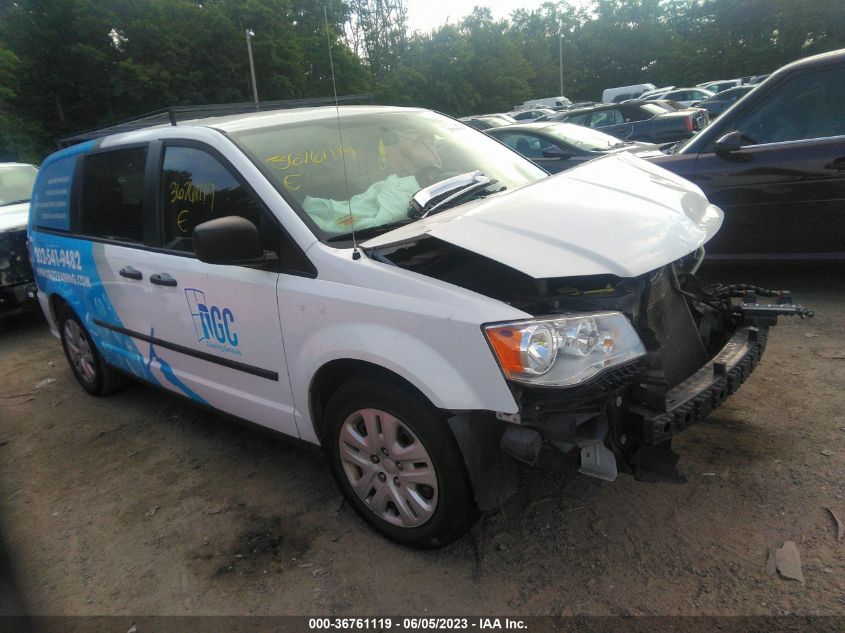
[364, 153, 723, 279]
[601, 83, 656, 104]
[277, 247, 529, 444]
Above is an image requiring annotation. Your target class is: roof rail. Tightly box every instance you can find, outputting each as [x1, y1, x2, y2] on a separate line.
[57, 94, 371, 148]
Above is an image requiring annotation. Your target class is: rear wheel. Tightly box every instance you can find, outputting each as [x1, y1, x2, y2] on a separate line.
[324, 375, 478, 548]
[58, 306, 126, 396]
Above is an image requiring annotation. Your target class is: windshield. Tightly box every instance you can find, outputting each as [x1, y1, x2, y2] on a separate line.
[539, 123, 622, 151]
[0, 165, 38, 206]
[231, 110, 546, 239]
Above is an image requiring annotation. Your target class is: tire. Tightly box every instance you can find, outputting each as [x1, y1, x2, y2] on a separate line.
[324, 375, 478, 549]
[57, 305, 126, 396]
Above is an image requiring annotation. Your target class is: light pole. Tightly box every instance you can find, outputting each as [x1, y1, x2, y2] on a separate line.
[245, 28, 259, 104]
[559, 33, 564, 97]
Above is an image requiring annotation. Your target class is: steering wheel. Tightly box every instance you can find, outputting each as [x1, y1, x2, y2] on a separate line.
[414, 164, 446, 188]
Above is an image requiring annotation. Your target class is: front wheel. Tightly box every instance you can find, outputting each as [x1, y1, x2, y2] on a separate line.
[324, 375, 478, 548]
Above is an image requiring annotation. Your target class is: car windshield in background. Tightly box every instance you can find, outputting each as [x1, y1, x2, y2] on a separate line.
[541, 123, 621, 151]
[0, 164, 38, 206]
[231, 110, 546, 239]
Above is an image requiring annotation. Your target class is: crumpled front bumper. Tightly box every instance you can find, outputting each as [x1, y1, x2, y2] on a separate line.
[627, 326, 768, 445]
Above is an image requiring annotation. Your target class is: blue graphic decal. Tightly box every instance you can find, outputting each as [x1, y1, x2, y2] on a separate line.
[31, 234, 159, 385]
[185, 288, 241, 355]
[31, 234, 205, 404]
[29, 141, 95, 232]
[146, 328, 208, 404]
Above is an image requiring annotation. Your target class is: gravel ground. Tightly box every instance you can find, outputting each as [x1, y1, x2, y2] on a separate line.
[0, 263, 843, 617]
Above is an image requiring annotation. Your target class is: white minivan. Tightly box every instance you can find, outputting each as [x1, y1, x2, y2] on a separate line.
[28, 106, 806, 548]
[601, 83, 656, 103]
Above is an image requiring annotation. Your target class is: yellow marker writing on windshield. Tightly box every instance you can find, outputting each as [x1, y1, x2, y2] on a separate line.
[378, 138, 387, 170]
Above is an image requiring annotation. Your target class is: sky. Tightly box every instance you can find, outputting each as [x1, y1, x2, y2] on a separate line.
[405, 0, 557, 33]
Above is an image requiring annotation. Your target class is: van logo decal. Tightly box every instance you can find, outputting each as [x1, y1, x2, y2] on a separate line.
[185, 288, 242, 356]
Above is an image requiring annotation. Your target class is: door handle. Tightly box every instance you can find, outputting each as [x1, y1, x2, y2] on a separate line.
[149, 273, 177, 287]
[824, 158, 845, 171]
[119, 266, 143, 280]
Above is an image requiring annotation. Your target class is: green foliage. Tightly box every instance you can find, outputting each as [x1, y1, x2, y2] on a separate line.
[0, 0, 843, 162]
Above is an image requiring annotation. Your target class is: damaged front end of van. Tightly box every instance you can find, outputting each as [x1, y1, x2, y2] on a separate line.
[364, 153, 812, 507]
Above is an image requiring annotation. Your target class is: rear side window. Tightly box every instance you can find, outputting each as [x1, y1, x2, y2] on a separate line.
[565, 113, 590, 126]
[160, 146, 263, 252]
[590, 109, 623, 127]
[79, 148, 147, 243]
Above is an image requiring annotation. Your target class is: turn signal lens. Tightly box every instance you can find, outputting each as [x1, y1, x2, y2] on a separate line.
[486, 326, 524, 374]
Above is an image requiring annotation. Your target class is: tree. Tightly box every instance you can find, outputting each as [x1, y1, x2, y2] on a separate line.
[347, 0, 408, 81]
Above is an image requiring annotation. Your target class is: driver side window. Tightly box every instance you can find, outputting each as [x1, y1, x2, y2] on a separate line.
[159, 146, 276, 255]
[734, 65, 845, 145]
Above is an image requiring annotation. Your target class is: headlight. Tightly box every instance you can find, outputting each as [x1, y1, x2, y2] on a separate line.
[484, 311, 645, 387]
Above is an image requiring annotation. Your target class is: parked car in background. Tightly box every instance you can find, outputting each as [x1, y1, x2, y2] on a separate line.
[508, 108, 557, 121]
[696, 85, 755, 119]
[546, 101, 709, 144]
[554, 101, 596, 111]
[648, 48, 845, 259]
[601, 83, 656, 103]
[748, 73, 770, 85]
[644, 87, 714, 107]
[0, 162, 38, 315]
[459, 115, 514, 130]
[639, 86, 675, 100]
[647, 100, 687, 111]
[697, 79, 742, 94]
[520, 96, 572, 109]
[484, 122, 658, 173]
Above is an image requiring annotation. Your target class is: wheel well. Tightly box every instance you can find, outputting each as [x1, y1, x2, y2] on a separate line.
[49, 293, 70, 322]
[308, 359, 434, 444]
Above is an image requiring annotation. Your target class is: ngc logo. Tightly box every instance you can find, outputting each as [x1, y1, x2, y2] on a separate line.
[185, 288, 241, 355]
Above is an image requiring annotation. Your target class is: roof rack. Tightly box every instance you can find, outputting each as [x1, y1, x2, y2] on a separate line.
[57, 94, 371, 148]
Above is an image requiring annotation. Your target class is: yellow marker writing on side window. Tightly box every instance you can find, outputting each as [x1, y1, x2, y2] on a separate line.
[176, 209, 190, 233]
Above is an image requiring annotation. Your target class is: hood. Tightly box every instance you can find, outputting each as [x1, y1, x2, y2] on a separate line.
[0, 201, 29, 232]
[363, 153, 723, 279]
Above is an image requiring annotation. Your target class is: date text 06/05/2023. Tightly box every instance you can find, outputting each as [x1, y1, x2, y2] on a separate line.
[307, 617, 528, 630]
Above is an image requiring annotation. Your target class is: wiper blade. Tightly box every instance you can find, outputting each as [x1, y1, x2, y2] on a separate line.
[408, 171, 495, 219]
[326, 219, 415, 243]
[0, 198, 30, 207]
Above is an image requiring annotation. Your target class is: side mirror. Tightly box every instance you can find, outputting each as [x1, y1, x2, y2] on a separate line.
[542, 146, 570, 159]
[714, 130, 743, 153]
[193, 216, 275, 266]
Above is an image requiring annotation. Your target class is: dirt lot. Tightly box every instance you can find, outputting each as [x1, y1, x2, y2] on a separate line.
[0, 264, 843, 617]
